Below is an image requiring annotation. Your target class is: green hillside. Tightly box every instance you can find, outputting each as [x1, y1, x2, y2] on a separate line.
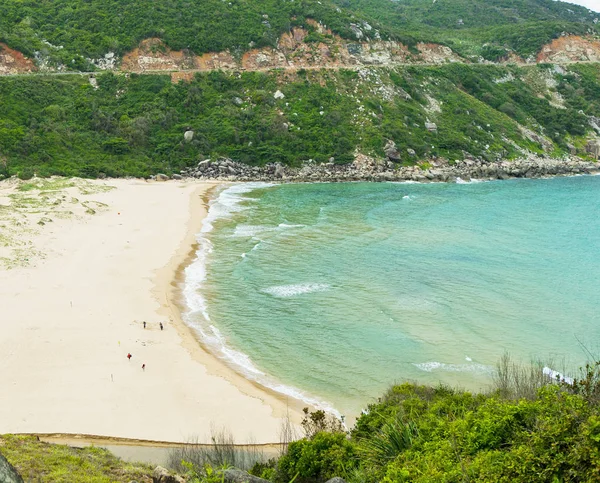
[0, 62, 599, 179]
[0, 0, 598, 70]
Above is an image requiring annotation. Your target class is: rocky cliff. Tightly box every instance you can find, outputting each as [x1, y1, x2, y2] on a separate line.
[119, 23, 463, 75]
[0, 43, 36, 75]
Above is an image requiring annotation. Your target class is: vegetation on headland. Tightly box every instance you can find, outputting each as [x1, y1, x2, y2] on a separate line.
[0, 0, 598, 70]
[200, 356, 600, 483]
[1, 62, 600, 180]
[5, 356, 600, 482]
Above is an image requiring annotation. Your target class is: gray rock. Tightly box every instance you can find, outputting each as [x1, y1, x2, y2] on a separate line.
[184, 130, 194, 142]
[223, 468, 270, 483]
[325, 479, 347, 483]
[586, 140, 600, 159]
[153, 465, 185, 483]
[274, 163, 285, 178]
[273, 90, 285, 100]
[233, 97, 244, 106]
[425, 122, 438, 132]
[407, 148, 416, 157]
[171, 174, 183, 180]
[155, 173, 169, 181]
[0, 452, 24, 483]
[567, 143, 577, 156]
[384, 140, 401, 162]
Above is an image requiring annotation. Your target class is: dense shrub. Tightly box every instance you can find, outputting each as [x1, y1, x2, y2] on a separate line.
[275, 431, 358, 483]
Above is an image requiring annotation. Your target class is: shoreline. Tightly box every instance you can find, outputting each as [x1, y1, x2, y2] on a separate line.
[156, 182, 311, 424]
[0, 178, 304, 444]
[178, 154, 599, 184]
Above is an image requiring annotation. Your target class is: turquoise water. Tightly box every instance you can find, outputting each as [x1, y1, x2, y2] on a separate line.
[183, 177, 600, 417]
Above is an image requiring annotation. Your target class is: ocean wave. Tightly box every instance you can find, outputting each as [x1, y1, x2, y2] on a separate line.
[263, 283, 331, 297]
[413, 361, 494, 374]
[278, 223, 305, 229]
[183, 183, 274, 319]
[184, 317, 342, 417]
[456, 177, 486, 184]
[182, 183, 341, 418]
[232, 222, 305, 238]
[232, 224, 273, 238]
[543, 366, 574, 385]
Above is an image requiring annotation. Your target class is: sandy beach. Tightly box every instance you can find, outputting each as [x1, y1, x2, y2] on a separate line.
[0, 177, 301, 443]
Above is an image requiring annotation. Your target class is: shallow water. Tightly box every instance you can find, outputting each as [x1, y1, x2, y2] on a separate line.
[183, 177, 600, 417]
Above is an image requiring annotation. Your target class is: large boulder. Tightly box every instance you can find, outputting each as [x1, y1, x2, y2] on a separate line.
[325, 478, 347, 483]
[184, 130, 194, 143]
[586, 140, 600, 159]
[153, 466, 185, 483]
[0, 452, 24, 483]
[384, 140, 401, 162]
[155, 173, 170, 182]
[222, 468, 270, 483]
[274, 163, 285, 178]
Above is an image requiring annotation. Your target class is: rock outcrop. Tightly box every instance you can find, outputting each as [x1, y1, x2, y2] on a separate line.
[179, 153, 598, 183]
[537, 36, 600, 63]
[118, 21, 463, 76]
[0, 452, 24, 483]
[0, 43, 37, 75]
[222, 468, 270, 483]
[153, 466, 185, 483]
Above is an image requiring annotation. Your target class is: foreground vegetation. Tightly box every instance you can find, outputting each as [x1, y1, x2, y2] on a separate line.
[1, 62, 599, 179]
[0, 434, 153, 482]
[210, 357, 600, 483]
[0, 0, 597, 70]
[4, 358, 600, 482]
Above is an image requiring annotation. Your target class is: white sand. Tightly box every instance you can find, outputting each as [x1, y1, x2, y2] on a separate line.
[0, 177, 301, 443]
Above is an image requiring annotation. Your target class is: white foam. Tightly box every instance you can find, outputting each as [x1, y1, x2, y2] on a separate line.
[465, 356, 472, 362]
[232, 224, 272, 238]
[278, 223, 305, 229]
[413, 361, 493, 374]
[182, 183, 341, 418]
[543, 366, 574, 385]
[402, 195, 413, 200]
[263, 283, 331, 297]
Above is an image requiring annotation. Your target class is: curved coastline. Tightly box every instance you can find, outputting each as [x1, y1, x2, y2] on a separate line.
[0, 178, 303, 444]
[174, 182, 343, 419]
[154, 181, 310, 427]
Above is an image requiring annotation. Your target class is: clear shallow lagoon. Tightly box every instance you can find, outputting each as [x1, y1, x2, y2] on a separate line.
[183, 177, 600, 417]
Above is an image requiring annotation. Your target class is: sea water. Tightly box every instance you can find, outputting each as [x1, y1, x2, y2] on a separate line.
[183, 177, 600, 417]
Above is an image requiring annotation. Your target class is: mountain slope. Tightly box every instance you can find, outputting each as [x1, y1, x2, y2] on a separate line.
[1, 62, 599, 179]
[0, 0, 598, 71]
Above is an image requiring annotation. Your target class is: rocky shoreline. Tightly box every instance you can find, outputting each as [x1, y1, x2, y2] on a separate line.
[174, 154, 599, 184]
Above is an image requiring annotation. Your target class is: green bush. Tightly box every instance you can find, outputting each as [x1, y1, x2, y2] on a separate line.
[275, 432, 357, 483]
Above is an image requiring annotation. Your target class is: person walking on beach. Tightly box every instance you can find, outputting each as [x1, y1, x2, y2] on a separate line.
[143, 321, 146, 329]
[142, 363, 145, 371]
[159, 322, 163, 331]
[127, 353, 132, 361]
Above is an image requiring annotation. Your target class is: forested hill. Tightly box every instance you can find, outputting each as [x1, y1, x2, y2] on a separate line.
[0, 0, 600, 180]
[0, 0, 598, 71]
